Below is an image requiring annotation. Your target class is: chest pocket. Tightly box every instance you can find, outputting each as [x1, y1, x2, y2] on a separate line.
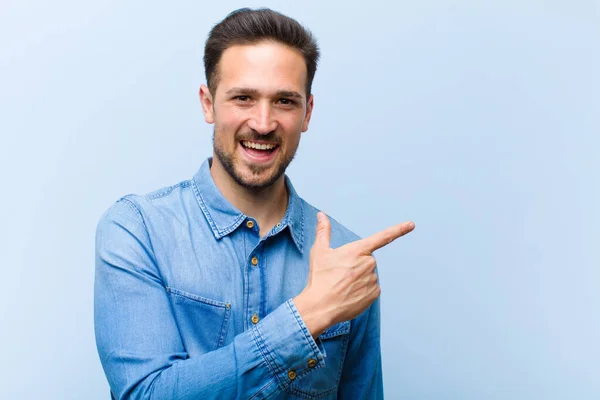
[287, 320, 351, 399]
[166, 287, 231, 355]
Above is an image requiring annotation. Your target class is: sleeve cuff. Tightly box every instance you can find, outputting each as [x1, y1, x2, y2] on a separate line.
[251, 299, 326, 390]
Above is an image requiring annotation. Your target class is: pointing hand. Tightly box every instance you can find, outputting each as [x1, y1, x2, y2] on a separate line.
[294, 212, 414, 337]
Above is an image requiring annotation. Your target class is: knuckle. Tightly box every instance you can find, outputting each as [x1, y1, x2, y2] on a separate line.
[374, 285, 382, 297]
[367, 257, 377, 269]
[384, 232, 394, 245]
[345, 266, 358, 279]
[350, 245, 364, 257]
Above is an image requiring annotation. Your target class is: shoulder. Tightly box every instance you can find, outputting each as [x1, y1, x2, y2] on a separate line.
[300, 199, 361, 249]
[97, 179, 196, 228]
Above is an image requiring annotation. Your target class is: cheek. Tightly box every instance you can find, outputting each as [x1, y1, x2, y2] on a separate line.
[279, 110, 306, 135]
[214, 105, 247, 133]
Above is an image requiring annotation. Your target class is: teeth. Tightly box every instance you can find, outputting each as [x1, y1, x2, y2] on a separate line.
[242, 141, 277, 150]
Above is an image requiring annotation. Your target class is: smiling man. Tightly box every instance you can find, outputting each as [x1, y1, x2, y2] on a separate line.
[95, 8, 414, 400]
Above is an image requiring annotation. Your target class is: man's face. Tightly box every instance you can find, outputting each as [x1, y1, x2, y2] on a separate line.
[200, 41, 314, 190]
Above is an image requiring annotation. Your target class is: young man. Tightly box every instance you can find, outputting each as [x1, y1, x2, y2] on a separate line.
[95, 8, 414, 400]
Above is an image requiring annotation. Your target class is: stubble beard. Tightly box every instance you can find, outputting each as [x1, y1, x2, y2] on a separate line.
[213, 128, 298, 191]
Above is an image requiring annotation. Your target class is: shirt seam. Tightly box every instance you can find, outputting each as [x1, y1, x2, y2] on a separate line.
[191, 176, 247, 238]
[117, 196, 161, 281]
[286, 300, 321, 357]
[250, 325, 286, 390]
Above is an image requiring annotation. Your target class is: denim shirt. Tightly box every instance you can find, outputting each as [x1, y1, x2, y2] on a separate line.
[94, 158, 383, 400]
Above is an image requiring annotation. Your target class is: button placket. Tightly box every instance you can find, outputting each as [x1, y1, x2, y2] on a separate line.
[246, 245, 262, 331]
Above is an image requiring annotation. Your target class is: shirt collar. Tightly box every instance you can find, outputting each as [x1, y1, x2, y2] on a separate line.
[192, 158, 305, 253]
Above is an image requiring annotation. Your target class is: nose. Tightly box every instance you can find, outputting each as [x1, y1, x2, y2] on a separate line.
[247, 101, 278, 134]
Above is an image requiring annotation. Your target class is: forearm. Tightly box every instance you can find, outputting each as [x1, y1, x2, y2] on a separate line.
[99, 300, 326, 400]
[113, 328, 262, 399]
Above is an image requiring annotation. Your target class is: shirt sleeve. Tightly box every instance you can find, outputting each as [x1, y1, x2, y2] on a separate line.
[336, 296, 384, 399]
[94, 199, 325, 400]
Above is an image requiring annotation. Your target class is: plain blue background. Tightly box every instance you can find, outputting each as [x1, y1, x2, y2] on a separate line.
[1, 0, 598, 398]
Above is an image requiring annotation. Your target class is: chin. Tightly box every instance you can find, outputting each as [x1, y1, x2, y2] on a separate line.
[232, 167, 283, 190]
[214, 143, 294, 190]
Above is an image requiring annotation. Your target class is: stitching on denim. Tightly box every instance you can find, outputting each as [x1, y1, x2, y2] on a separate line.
[217, 305, 231, 348]
[297, 199, 305, 250]
[255, 322, 283, 376]
[286, 341, 342, 399]
[287, 385, 337, 399]
[287, 301, 321, 357]
[164, 287, 230, 308]
[145, 181, 190, 201]
[287, 198, 305, 254]
[335, 328, 350, 382]
[216, 213, 246, 237]
[191, 172, 247, 238]
[191, 179, 220, 235]
[192, 179, 246, 238]
[260, 248, 267, 318]
[251, 325, 286, 390]
[249, 379, 278, 400]
[320, 321, 351, 339]
[119, 197, 146, 228]
[243, 240, 251, 337]
[286, 302, 351, 399]
[118, 197, 160, 275]
[165, 286, 231, 351]
[146, 186, 174, 200]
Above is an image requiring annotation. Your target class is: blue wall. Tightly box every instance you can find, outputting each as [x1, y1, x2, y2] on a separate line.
[1, 0, 598, 398]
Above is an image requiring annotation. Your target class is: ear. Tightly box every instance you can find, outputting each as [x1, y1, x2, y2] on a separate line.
[302, 94, 314, 132]
[199, 84, 215, 124]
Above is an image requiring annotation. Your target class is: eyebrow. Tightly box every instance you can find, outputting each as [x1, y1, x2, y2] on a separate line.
[276, 90, 303, 99]
[225, 87, 304, 100]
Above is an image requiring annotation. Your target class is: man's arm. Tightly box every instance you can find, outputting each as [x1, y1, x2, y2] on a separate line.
[337, 297, 383, 399]
[293, 212, 412, 399]
[94, 199, 324, 400]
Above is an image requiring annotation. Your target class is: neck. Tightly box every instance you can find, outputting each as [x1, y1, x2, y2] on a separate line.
[210, 157, 289, 237]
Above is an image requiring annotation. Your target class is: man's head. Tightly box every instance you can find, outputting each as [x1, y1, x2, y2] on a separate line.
[199, 8, 320, 190]
[204, 8, 320, 98]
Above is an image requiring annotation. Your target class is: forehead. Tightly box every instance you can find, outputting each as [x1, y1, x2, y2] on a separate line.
[216, 41, 308, 97]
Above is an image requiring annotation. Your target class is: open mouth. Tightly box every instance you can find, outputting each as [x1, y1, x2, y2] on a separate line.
[241, 140, 279, 153]
[240, 140, 280, 161]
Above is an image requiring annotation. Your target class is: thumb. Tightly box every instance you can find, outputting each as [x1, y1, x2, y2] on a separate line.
[314, 212, 331, 249]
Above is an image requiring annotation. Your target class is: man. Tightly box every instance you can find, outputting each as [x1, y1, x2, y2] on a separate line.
[95, 8, 414, 400]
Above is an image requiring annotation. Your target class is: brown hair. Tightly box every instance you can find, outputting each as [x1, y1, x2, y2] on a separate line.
[204, 8, 320, 97]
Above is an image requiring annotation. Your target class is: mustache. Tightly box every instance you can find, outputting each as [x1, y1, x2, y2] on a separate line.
[236, 131, 281, 144]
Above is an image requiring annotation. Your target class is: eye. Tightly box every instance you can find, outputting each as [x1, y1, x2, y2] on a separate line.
[277, 98, 295, 106]
[235, 95, 250, 102]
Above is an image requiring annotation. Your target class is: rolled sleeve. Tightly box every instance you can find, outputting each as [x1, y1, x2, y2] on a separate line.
[251, 299, 326, 391]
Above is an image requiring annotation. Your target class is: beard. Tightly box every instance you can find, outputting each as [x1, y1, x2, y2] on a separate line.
[213, 128, 298, 191]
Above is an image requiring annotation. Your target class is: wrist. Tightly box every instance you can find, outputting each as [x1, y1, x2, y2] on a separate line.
[293, 291, 331, 339]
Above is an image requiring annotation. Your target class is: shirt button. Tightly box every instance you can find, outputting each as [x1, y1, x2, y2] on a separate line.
[276, 222, 282, 228]
[307, 359, 317, 368]
[251, 256, 258, 266]
[246, 220, 255, 229]
[288, 370, 297, 380]
[251, 313, 259, 324]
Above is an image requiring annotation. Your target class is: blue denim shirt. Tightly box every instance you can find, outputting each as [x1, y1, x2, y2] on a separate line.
[94, 158, 383, 399]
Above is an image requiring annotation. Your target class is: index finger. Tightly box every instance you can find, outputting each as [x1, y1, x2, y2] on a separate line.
[357, 221, 415, 254]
